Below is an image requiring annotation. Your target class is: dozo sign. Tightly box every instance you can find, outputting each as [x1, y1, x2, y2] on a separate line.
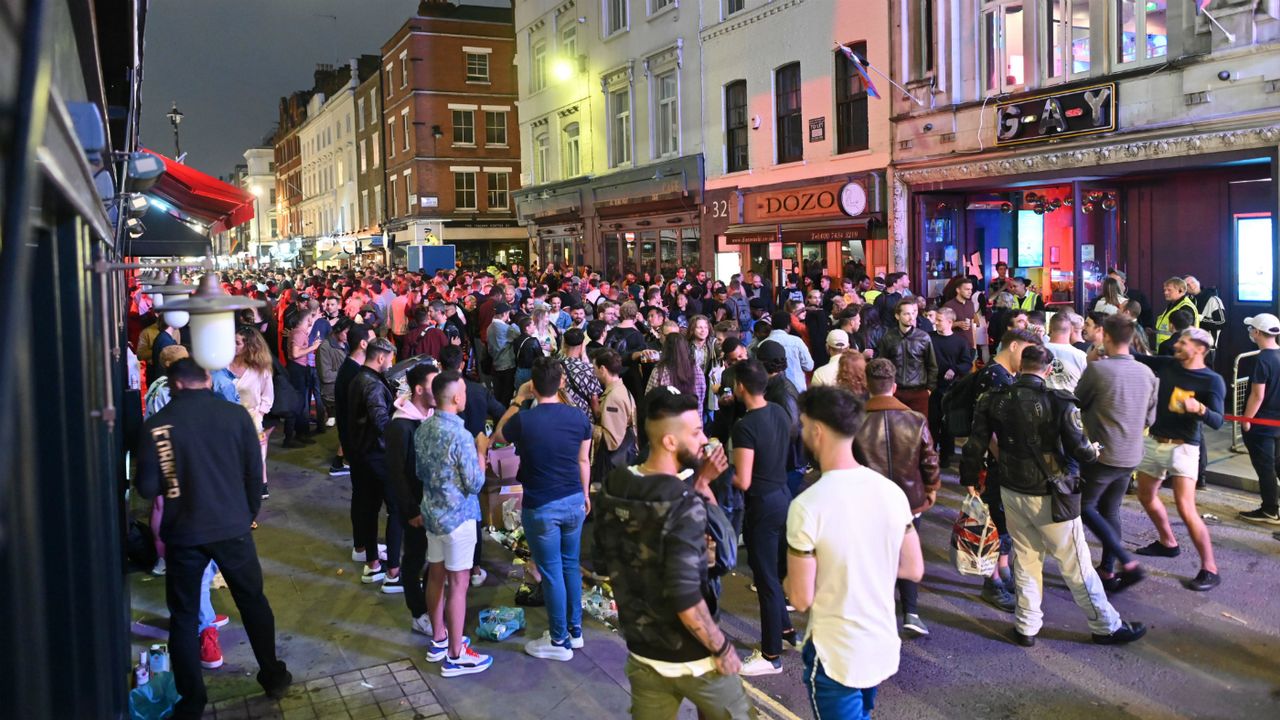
[994, 82, 1116, 147]
[745, 181, 847, 223]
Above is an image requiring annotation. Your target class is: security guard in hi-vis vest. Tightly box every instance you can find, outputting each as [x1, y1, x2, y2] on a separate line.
[1155, 276, 1200, 347]
[1011, 277, 1044, 312]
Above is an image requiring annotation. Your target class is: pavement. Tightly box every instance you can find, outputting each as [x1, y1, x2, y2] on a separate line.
[130, 428, 1280, 720]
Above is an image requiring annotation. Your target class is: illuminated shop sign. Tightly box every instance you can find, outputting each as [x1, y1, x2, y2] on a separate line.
[994, 82, 1117, 147]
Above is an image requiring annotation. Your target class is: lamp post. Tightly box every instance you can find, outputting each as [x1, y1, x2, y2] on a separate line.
[166, 102, 184, 159]
[251, 185, 264, 268]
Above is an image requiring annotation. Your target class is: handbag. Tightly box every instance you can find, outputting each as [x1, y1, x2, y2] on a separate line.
[1027, 421, 1083, 523]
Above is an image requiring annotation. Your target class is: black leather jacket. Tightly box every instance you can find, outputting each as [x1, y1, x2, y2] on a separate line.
[960, 374, 1099, 496]
[876, 325, 939, 390]
[347, 366, 396, 461]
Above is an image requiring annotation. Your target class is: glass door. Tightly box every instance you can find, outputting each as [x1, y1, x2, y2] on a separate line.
[1075, 182, 1120, 312]
[916, 193, 967, 301]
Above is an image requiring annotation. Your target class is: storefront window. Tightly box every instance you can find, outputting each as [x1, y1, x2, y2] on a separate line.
[639, 231, 658, 278]
[801, 243, 826, 279]
[659, 229, 678, 278]
[682, 227, 701, 272]
[603, 232, 624, 278]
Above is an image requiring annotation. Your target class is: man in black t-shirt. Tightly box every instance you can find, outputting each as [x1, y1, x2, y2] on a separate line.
[731, 360, 795, 677]
[1133, 328, 1225, 591]
[1238, 314, 1280, 524]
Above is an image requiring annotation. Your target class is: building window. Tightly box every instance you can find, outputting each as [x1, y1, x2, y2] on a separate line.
[535, 133, 550, 184]
[404, 169, 414, 211]
[336, 159, 345, 183]
[269, 188, 276, 204]
[651, 0, 672, 13]
[373, 185, 383, 222]
[387, 119, 396, 157]
[1047, 0, 1091, 80]
[485, 111, 507, 145]
[981, 1, 1026, 94]
[561, 25, 577, 57]
[835, 42, 869, 154]
[453, 110, 475, 144]
[1114, 0, 1165, 65]
[605, 0, 629, 35]
[361, 190, 369, 227]
[563, 122, 581, 177]
[402, 110, 411, 150]
[466, 52, 489, 82]
[385, 64, 394, 95]
[654, 71, 679, 158]
[270, 218, 277, 237]
[371, 130, 380, 167]
[389, 174, 398, 216]
[358, 139, 367, 173]
[357, 98, 365, 130]
[455, 172, 477, 210]
[531, 41, 548, 92]
[910, 0, 935, 80]
[399, 51, 409, 87]
[725, 80, 748, 173]
[368, 92, 377, 125]
[487, 172, 509, 210]
[775, 62, 802, 164]
[724, 0, 744, 16]
[610, 87, 632, 167]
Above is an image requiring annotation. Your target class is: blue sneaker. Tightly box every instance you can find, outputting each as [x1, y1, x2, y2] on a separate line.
[441, 646, 492, 677]
[426, 634, 470, 663]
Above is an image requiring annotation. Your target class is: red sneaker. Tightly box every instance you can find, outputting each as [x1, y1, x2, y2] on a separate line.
[200, 626, 224, 669]
[212, 614, 229, 628]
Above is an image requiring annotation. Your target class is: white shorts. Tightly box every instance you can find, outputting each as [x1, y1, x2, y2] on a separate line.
[426, 521, 477, 572]
[1137, 436, 1200, 481]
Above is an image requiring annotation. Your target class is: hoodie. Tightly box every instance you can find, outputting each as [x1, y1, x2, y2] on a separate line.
[387, 395, 431, 521]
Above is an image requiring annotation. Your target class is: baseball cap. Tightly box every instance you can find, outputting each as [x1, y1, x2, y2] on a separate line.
[493, 301, 512, 315]
[825, 329, 850, 349]
[1181, 327, 1214, 347]
[1245, 314, 1280, 336]
[755, 340, 787, 363]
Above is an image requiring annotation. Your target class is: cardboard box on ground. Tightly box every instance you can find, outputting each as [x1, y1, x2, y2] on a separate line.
[482, 443, 522, 528]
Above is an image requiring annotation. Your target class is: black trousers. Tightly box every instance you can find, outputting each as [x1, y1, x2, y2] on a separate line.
[1081, 463, 1136, 572]
[1244, 431, 1280, 513]
[166, 533, 287, 720]
[350, 454, 401, 568]
[929, 385, 955, 464]
[896, 516, 922, 614]
[744, 488, 791, 657]
[493, 367, 516, 406]
[400, 519, 428, 618]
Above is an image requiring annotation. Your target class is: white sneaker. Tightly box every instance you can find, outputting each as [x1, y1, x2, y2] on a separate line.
[361, 565, 386, 584]
[524, 632, 573, 662]
[410, 614, 433, 636]
[470, 567, 488, 586]
[441, 646, 492, 677]
[739, 650, 783, 676]
[351, 544, 388, 563]
[151, 558, 167, 576]
[568, 628, 584, 649]
[325, 417, 336, 427]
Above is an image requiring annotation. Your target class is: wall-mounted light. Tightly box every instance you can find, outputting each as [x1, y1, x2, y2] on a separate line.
[160, 273, 267, 371]
[552, 58, 575, 82]
[144, 269, 196, 328]
[126, 217, 146, 239]
[432, 125, 444, 139]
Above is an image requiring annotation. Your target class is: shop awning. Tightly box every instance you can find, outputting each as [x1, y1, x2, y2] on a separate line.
[140, 149, 255, 234]
[121, 203, 212, 257]
[723, 224, 780, 244]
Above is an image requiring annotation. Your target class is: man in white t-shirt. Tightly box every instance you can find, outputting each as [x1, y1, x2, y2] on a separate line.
[809, 330, 849, 387]
[1045, 312, 1088, 393]
[786, 385, 923, 719]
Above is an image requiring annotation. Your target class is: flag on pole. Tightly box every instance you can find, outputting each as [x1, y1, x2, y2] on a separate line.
[838, 44, 880, 99]
[1198, 0, 1212, 12]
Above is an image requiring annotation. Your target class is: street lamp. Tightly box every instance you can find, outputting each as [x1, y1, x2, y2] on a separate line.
[143, 269, 197, 329]
[251, 185, 264, 267]
[161, 273, 266, 371]
[167, 102, 184, 159]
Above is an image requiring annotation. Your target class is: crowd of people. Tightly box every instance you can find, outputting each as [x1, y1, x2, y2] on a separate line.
[127, 258, 1280, 719]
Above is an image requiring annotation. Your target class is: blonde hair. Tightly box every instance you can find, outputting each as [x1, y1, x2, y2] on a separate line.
[158, 345, 189, 368]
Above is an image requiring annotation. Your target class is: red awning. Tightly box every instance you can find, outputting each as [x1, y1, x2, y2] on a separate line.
[141, 148, 255, 234]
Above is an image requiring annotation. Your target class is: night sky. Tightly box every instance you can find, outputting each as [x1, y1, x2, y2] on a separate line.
[139, 0, 419, 177]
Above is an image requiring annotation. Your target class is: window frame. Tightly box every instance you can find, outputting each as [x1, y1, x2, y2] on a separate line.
[561, 24, 577, 57]
[909, 0, 935, 81]
[724, 0, 745, 18]
[609, 86, 633, 168]
[454, 171, 478, 210]
[605, 0, 630, 36]
[1113, 0, 1168, 68]
[563, 122, 581, 177]
[485, 111, 508, 146]
[654, 70, 679, 159]
[1043, 0, 1095, 84]
[401, 108, 411, 151]
[399, 51, 409, 88]
[774, 62, 803, 165]
[453, 109, 476, 145]
[535, 133, 550, 184]
[465, 52, 490, 82]
[487, 171, 510, 211]
[835, 42, 870, 155]
[725, 80, 748, 173]
[387, 118, 396, 158]
[981, 0, 1028, 97]
[531, 40, 548, 93]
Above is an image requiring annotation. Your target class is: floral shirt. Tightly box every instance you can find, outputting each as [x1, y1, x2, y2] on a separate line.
[414, 411, 485, 535]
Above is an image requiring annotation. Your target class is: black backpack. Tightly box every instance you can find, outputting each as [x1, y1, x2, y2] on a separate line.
[941, 368, 984, 437]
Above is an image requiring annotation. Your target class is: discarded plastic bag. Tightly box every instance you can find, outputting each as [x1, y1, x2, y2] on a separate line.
[129, 671, 179, 720]
[582, 585, 618, 629]
[476, 606, 526, 641]
[502, 497, 522, 532]
[950, 494, 1000, 577]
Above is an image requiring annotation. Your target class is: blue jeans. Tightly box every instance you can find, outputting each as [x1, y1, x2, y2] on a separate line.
[198, 561, 217, 632]
[522, 492, 585, 643]
[802, 640, 877, 720]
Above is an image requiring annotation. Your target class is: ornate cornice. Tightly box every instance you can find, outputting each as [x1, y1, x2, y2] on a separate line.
[701, 0, 806, 41]
[896, 123, 1280, 186]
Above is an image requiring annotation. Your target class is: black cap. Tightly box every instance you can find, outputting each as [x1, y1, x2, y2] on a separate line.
[755, 340, 786, 363]
[494, 302, 512, 315]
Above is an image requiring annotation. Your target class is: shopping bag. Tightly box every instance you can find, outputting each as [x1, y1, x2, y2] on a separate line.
[476, 606, 526, 641]
[950, 494, 1000, 577]
[128, 671, 179, 720]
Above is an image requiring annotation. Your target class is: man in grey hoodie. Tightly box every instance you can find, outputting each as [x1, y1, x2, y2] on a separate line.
[386, 361, 440, 635]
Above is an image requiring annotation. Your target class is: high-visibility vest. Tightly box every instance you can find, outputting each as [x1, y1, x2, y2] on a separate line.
[1155, 295, 1200, 346]
[1015, 292, 1039, 311]
[863, 289, 882, 305]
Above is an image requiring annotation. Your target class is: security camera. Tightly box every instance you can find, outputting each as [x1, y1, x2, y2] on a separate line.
[126, 217, 146, 239]
[127, 193, 149, 218]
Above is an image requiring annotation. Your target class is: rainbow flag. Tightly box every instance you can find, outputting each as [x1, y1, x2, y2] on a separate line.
[1198, 0, 1211, 13]
[838, 45, 880, 99]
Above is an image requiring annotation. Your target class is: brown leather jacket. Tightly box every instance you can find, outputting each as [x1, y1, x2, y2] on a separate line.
[853, 395, 941, 514]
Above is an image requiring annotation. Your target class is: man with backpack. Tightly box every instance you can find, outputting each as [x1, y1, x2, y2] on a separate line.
[594, 387, 749, 719]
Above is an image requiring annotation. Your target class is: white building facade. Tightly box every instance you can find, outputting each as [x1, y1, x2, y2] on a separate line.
[241, 147, 278, 263]
[512, 0, 712, 275]
[298, 61, 360, 248]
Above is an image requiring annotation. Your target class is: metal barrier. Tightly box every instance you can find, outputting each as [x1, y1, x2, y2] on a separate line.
[1231, 349, 1261, 452]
